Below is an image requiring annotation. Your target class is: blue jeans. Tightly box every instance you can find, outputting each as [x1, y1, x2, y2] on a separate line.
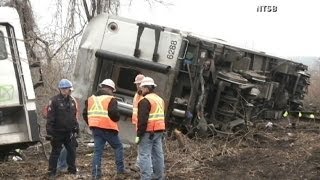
[57, 146, 68, 170]
[138, 132, 164, 180]
[92, 128, 125, 179]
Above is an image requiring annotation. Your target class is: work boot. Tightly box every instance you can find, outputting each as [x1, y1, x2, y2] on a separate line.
[47, 172, 56, 180]
[116, 169, 130, 179]
[67, 170, 85, 179]
[67, 170, 77, 175]
[67, 167, 77, 174]
[57, 167, 68, 173]
[130, 165, 139, 172]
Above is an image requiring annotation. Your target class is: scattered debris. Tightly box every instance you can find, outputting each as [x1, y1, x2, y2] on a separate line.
[266, 122, 273, 128]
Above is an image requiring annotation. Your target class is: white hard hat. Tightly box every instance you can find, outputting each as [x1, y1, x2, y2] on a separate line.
[134, 74, 145, 84]
[139, 77, 157, 87]
[99, 79, 116, 92]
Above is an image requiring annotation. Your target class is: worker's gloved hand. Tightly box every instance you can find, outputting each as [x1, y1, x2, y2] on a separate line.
[75, 132, 80, 138]
[45, 135, 53, 141]
[71, 136, 79, 147]
[72, 126, 79, 134]
[135, 136, 141, 144]
[72, 131, 80, 139]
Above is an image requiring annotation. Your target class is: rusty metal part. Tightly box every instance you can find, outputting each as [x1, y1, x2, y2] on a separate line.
[217, 71, 248, 85]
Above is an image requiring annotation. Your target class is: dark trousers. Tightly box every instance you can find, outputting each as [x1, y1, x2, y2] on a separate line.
[48, 132, 77, 174]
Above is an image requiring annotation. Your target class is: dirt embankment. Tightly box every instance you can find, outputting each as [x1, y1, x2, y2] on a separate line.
[1, 120, 320, 180]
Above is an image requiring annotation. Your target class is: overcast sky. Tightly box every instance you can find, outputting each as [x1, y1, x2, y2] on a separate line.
[31, 0, 320, 58]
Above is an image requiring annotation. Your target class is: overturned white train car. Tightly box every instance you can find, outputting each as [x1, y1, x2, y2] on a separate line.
[73, 14, 310, 141]
[0, 7, 39, 159]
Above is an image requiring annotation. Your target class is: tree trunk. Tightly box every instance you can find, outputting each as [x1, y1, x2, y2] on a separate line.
[11, 0, 37, 63]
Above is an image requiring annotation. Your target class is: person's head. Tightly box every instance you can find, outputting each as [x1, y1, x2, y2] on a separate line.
[58, 79, 73, 97]
[139, 77, 157, 96]
[99, 79, 116, 94]
[134, 74, 145, 94]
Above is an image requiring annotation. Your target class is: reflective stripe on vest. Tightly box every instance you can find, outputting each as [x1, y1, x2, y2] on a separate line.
[88, 95, 119, 131]
[144, 93, 165, 132]
[132, 93, 143, 125]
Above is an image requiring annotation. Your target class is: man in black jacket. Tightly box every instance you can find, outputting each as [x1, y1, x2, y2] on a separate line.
[46, 79, 79, 178]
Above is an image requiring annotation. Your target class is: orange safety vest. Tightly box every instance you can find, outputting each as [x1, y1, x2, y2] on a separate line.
[132, 92, 143, 125]
[144, 93, 165, 132]
[87, 95, 119, 131]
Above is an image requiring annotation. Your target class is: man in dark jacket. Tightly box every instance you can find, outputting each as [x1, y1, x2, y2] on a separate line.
[46, 79, 79, 178]
[83, 79, 128, 179]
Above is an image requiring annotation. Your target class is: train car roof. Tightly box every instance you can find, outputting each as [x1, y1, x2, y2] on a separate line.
[0, 7, 20, 25]
[106, 15, 300, 64]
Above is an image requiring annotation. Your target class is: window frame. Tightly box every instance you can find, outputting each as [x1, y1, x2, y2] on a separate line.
[113, 66, 141, 96]
[0, 29, 8, 60]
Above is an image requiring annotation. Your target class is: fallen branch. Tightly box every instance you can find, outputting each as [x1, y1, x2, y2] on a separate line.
[173, 129, 188, 152]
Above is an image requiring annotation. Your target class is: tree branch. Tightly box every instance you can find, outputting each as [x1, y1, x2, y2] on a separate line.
[91, 0, 96, 17]
[82, 0, 92, 21]
[34, 35, 52, 62]
[97, 0, 102, 14]
[50, 25, 86, 60]
[148, 0, 173, 6]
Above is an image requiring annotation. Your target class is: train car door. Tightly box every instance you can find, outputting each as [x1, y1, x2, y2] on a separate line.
[0, 24, 21, 107]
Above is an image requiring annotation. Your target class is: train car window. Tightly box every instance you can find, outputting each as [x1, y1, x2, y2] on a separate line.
[117, 67, 140, 92]
[0, 31, 8, 60]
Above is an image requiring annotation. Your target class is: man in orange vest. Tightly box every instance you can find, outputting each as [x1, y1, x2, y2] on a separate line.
[132, 74, 145, 126]
[82, 79, 128, 179]
[135, 77, 165, 180]
[132, 74, 145, 169]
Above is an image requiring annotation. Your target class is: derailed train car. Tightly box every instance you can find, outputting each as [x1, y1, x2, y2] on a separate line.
[73, 14, 310, 141]
[0, 7, 40, 159]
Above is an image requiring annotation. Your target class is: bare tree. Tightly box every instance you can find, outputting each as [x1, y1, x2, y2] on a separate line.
[82, 0, 120, 21]
[82, 0, 172, 21]
[2, 0, 38, 64]
[1, 0, 173, 106]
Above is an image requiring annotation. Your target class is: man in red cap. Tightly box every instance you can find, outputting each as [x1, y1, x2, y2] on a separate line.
[132, 74, 145, 127]
[132, 74, 145, 169]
